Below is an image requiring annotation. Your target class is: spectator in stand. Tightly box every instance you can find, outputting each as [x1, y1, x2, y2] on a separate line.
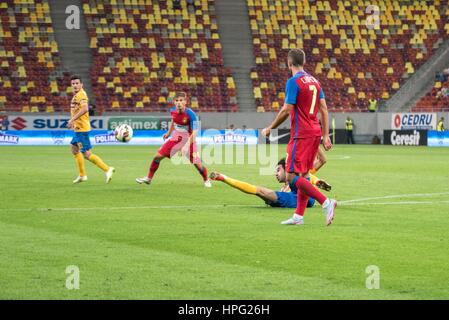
[436, 87, 448, 99]
[436, 68, 449, 82]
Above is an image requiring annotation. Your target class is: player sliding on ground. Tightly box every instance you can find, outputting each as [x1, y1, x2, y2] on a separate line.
[136, 92, 211, 187]
[209, 158, 331, 209]
[262, 49, 337, 226]
[68, 75, 115, 184]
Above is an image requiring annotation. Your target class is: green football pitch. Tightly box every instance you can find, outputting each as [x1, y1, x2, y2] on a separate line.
[1, 145, 449, 299]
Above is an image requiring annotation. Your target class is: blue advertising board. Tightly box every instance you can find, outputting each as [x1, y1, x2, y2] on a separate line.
[0, 130, 259, 146]
[428, 130, 449, 147]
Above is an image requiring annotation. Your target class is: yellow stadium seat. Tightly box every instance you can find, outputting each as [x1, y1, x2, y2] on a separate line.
[191, 99, 199, 109]
[31, 106, 39, 112]
[46, 105, 54, 113]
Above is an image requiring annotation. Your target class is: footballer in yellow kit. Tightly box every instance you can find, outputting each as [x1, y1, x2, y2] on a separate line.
[69, 75, 115, 184]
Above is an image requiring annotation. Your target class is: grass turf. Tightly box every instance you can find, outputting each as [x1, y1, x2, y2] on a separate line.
[1, 145, 449, 299]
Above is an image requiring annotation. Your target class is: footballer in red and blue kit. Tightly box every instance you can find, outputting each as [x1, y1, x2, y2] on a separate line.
[261, 49, 336, 226]
[136, 92, 211, 187]
[158, 106, 200, 161]
[285, 70, 325, 174]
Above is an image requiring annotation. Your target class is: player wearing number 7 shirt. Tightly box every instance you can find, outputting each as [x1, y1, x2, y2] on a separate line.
[262, 49, 337, 226]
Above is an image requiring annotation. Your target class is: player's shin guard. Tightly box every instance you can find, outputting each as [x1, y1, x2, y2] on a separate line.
[295, 176, 327, 204]
[194, 164, 208, 181]
[88, 154, 110, 172]
[74, 152, 86, 176]
[296, 190, 309, 216]
[223, 176, 257, 195]
[148, 159, 160, 179]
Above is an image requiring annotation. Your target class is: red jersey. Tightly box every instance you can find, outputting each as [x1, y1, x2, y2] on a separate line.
[284, 71, 325, 139]
[169, 106, 199, 136]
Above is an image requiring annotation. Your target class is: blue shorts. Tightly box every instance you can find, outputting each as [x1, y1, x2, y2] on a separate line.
[71, 132, 92, 153]
[269, 191, 315, 208]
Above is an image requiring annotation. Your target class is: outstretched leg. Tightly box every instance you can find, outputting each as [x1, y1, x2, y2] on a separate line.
[210, 172, 277, 202]
[84, 150, 115, 183]
[136, 152, 165, 185]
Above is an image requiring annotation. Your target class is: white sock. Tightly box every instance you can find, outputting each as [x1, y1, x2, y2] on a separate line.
[322, 198, 330, 208]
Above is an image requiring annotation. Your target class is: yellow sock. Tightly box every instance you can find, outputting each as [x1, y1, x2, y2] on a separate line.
[88, 154, 109, 172]
[223, 175, 257, 195]
[310, 168, 317, 174]
[309, 173, 319, 186]
[74, 153, 86, 177]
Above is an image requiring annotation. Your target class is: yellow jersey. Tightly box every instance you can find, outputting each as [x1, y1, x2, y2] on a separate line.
[70, 89, 90, 132]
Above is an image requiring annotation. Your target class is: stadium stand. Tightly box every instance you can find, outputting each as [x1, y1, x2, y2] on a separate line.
[82, 0, 238, 112]
[247, 0, 449, 112]
[0, 0, 70, 113]
[413, 68, 449, 112]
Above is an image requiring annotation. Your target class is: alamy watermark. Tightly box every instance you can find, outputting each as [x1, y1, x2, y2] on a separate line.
[365, 265, 380, 289]
[66, 5, 80, 30]
[65, 265, 80, 290]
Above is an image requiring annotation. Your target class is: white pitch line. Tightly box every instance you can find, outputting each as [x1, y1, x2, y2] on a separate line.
[2, 201, 449, 213]
[339, 192, 449, 204]
[340, 201, 449, 206]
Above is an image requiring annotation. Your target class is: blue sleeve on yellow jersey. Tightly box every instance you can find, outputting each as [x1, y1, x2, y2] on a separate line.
[186, 108, 199, 131]
[285, 77, 299, 105]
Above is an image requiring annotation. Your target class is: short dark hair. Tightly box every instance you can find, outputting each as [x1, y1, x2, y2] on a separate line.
[288, 49, 306, 67]
[174, 91, 187, 99]
[71, 75, 82, 82]
[277, 158, 286, 169]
